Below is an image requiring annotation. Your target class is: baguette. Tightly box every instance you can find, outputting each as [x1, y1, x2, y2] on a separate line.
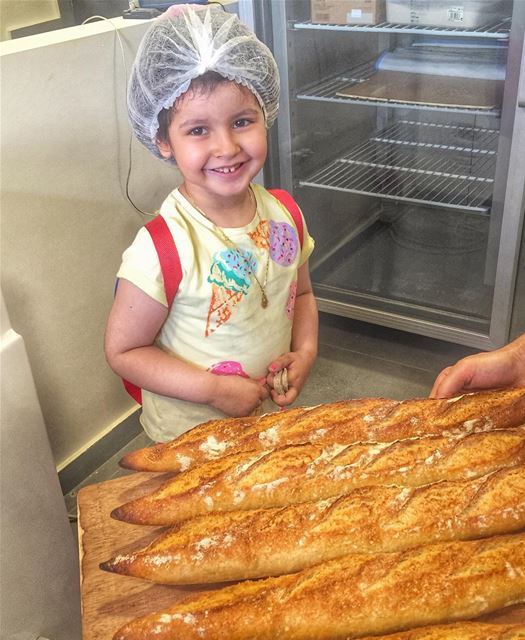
[357, 622, 525, 639]
[112, 532, 525, 640]
[101, 465, 525, 584]
[119, 388, 525, 472]
[111, 425, 525, 526]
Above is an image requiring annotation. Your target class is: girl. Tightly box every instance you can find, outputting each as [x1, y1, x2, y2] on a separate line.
[105, 6, 318, 442]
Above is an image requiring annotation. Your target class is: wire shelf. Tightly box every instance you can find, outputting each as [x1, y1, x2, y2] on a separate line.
[293, 19, 511, 39]
[299, 121, 499, 212]
[296, 61, 502, 116]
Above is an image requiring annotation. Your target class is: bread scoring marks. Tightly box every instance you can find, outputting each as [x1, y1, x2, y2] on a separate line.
[305, 443, 350, 478]
[143, 553, 181, 567]
[234, 452, 267, 476]
[506, 561, 525, 578]
[175, 453, 193, 472]
[251, 477, 289, 492]
[501, 506, 522, 521]
[259, 426, 280, 447]
[152, 612, 203, 636]
[424, 450, 443, 465]
[222, 533, 234, 546]
[157, 612, 197, 625]
[233, 489, 246, 505]
[199, 436, 229, 458]
[317, 498, 335, 511]
[471, 595, 489, 611]
[441, 417, 495, 439]
[191, 533, 234, 553]
[325, 442, 392, 481]
[394, 487, 412, 504]
[195, 536, 218, 551]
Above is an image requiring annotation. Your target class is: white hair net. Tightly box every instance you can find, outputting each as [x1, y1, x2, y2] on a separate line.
[127, 6, 280, 161]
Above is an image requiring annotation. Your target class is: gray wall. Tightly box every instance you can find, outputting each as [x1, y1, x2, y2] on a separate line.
[1, 18, 179, 469]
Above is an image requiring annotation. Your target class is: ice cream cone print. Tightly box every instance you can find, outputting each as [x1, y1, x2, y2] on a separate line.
[248, 219, 270, 249]
[206, 284, 243, 336]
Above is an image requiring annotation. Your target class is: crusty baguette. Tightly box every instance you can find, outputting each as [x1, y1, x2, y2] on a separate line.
[112, 533, 525, 640]
[119, 388, 525, 472]
[111, 425, 525, 526]
[357, 622, 525, 639]
[101, 465, 525, 584]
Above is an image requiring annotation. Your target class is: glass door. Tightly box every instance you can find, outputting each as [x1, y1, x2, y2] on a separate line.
[267, 0, 525, 348]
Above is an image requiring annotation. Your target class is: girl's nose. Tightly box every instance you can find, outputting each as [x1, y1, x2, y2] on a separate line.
[213, 130, 240, 158]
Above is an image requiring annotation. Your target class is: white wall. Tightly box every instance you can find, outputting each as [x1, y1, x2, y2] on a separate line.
[1, 18, 180, 468]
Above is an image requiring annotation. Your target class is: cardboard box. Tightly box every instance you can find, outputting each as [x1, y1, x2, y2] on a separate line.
[385, 0, 509, 29]
[311, 0, 385, 25]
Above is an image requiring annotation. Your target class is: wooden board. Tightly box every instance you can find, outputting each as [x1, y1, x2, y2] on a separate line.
[78, 472, 215, 640]
[337, 70, 504, 110]
[78, 471, 525, 639]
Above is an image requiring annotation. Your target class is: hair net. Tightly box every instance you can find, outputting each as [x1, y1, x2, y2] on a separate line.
[127, 6, 280, 161]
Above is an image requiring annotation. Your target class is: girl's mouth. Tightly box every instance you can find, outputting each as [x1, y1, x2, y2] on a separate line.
[211, 163, 243, 174]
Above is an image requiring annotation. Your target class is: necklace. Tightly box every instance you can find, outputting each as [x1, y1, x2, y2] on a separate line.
[185, 188, 271, 308]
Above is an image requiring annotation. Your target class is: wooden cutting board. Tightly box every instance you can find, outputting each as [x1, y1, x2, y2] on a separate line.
[77, 472, 216, 640]
[78, 471, 525, 639]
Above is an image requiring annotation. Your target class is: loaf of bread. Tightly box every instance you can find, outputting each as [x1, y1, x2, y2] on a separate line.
[101, 465, 525, 584]
[358, 622, 525, 639]
[112, 533, 525, 640]
[111, 425, 525, 526]
[119, 388, 525, 473]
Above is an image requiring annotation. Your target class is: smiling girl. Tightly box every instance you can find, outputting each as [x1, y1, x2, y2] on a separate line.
[104, 7, 318, 442]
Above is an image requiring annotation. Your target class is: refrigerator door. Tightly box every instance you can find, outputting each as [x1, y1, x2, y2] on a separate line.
[266, 0, 525, 348]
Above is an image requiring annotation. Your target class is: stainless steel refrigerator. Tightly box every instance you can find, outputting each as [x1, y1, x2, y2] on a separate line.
[245, 0, 525, 349]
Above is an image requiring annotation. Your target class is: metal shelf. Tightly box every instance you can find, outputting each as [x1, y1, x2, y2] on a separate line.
[299, 120, 499, 212]
[296, 61, 502, 116]
[293, 19, 511, 39]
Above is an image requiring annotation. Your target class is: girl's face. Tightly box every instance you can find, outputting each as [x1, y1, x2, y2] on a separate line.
[156, 81, 267, 206]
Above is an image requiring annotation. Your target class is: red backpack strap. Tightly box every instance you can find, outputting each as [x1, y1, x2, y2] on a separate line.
[145, 214, 182, 307]
[269, 188, 304, 248]
[120, 215, 182, 405]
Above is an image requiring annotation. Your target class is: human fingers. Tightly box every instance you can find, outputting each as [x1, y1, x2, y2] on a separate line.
[429, 366, 453, 398]
[430, 362, 476, 399]
[268, 353, 294, 376]
[270, 385, 297, 407]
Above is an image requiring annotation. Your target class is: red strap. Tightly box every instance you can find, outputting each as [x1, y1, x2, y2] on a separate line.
[122, 379, 143, 405]
[269, 188, 304, 248]
[121, 215, 182, 405]
[145, 215, 182, 308]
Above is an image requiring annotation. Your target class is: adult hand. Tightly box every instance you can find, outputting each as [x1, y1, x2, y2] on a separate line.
[430, 334, 525, 398]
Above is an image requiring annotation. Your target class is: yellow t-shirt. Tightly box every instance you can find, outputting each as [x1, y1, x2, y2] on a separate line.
[117, 183, 314, 442]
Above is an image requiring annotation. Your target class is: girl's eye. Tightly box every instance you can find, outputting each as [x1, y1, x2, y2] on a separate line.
[189, 126, 206, 136]
[233, 118, 251, 128]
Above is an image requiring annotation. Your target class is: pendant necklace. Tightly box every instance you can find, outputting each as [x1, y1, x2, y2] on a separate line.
[185, 188, 270, 308]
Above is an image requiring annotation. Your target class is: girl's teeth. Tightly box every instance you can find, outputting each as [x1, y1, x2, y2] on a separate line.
[217, 166, 237, 173]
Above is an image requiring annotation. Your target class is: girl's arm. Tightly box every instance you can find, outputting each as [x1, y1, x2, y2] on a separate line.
[104, 278, 269, 415]
[267, 261, 318, 405]
[291, 261, 318, 365]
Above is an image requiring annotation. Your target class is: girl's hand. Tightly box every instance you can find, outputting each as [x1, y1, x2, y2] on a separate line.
[208, 374, 270, 417]
[266, 350, 315, 407]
